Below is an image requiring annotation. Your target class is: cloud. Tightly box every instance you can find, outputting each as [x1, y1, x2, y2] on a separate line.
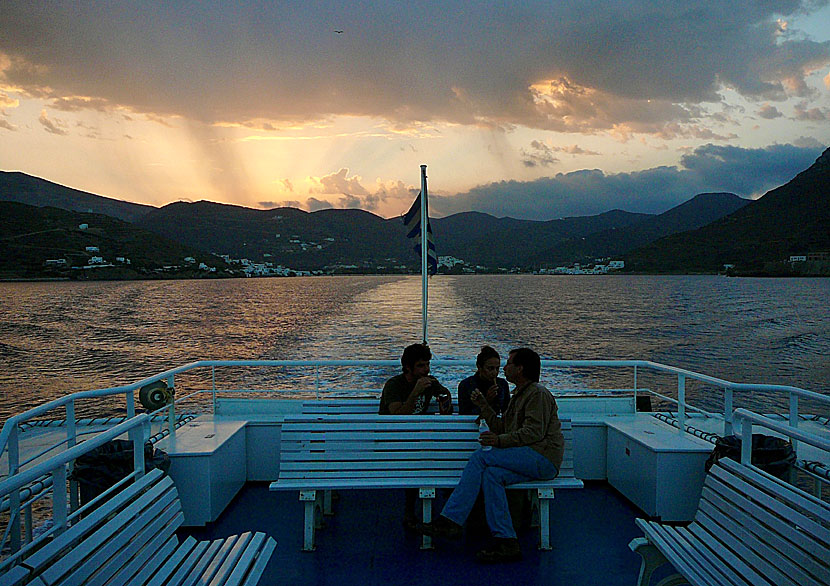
[520, 140, 559, 168]
[794, 102, 830, 120]
[38, 110, 67, 135]
[281, 179, 294, 192]
[309, 168, 370, 196]
[758, 104, 784, 119]
[257, 201, 280, 209]
[0, 118, 16, 131]
[431, 143, 826, 219]
[306, 197, 333, 212]
[0, 91, 19, 113]
[50, 96, 112, 112]
[1, 2, 828, 134]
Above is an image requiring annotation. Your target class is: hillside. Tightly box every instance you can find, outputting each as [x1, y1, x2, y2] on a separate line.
[0, 202, 233, 279]
[0, 171, 155, 222]
[624, 148, 830, 274]
[530, 192, 749, 265]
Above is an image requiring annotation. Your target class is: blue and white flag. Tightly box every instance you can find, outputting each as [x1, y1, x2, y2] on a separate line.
[403, 192, 437, 275]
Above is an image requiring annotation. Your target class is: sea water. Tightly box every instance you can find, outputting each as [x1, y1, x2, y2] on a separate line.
[0, 275, 827, 420]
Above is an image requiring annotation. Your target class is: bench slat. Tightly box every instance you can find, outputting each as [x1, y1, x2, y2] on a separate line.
[636, 520, 721, 586]
[66, 493, 180, 586]
[105, 512, 183, 586]
[707, 468, 830, 563]
[221, 533, 276, 586]
[693, 506, 796, 586]
[704, 474, 829, 582]
[40, 473, 178, 584]
[665, 524, 742, 586]
[163, 539, 212, 586]
[634, 460, 830, 586]
[700, 487, 824, 584]
[24, 469, 167, 572]
[720, 458, 830, 524]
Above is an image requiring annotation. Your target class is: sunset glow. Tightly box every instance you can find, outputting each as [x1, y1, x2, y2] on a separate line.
[1, 2, 828, 220]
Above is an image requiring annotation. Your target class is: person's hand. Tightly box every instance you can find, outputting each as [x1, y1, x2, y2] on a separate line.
[470, 388, 488, 409]
[413, 376, 435, 396]
[479, 431, 498, 447]
[485, 383, 499, 403]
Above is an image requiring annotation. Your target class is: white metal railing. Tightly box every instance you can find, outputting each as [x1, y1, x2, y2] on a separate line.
[733, 408, 830, 499]
[0, 359, 827, 562]
[0, 415, 149, 567]
[3, 359, 828, 470]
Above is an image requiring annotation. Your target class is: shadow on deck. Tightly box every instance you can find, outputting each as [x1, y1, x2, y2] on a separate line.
[179, 481, 657, 586]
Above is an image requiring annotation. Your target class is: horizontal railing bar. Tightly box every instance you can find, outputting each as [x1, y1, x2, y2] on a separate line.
[3, 359, 826, 459]
[0, 415, 149, 497]
[733, 409, 830, 450]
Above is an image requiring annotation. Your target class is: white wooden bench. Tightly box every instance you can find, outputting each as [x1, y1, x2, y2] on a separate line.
[629, 457, 830, 586]
[5, 468, 276, 586]
[269, 414, 582, 551]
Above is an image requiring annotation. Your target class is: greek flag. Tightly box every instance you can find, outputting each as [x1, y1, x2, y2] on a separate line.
[403, 192, 437, 275]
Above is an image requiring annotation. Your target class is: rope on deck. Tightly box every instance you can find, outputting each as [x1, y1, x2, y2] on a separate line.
[19, 414, 195, 430]
[651, 413, 720, 444]
[800, 460, 830, 481]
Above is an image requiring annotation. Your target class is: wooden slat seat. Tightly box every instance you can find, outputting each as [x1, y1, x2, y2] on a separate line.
[629, 457, 830, 586]
[269, 414, 582, 551]
[8, 469, 276, 586]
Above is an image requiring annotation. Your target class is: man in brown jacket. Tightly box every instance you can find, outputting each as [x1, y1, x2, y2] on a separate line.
[419, 347, 564, 563]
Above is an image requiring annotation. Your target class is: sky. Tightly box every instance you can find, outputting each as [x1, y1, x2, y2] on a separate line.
[1, 1, 829, 221]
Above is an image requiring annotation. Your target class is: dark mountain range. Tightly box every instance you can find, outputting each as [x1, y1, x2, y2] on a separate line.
[433, 209, 651, 267]
[528, 192, 749, 266]
[624, 148, 830, 274]
[0, 167, 788, 275]
[0, 171, 155, 223]
[0, 201, 232, 279]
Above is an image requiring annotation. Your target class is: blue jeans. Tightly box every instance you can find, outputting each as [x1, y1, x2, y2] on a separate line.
[441, 447, 558, 539]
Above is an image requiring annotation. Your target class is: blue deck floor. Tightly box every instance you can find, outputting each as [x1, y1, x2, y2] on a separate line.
[179, 481, 664, 586]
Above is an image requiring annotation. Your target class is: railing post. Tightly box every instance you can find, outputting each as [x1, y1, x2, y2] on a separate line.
[212, 365, 217, 415]
[131, 422, 145, 479]
[52, 464, 68, 536]
[8, 425, 20, 553]
[677, 374, 686, 429]
[740, 418, 752, 466]
[126, 388, 135, 418]
[789, 392, 799, 453]
[315, 365, 320, 400]
[66, 402, 79, 514]
[167, 374, 175, 439]
[724, 387, 733, 436]
[633, 365, 638, 410]
[24, 506, 32, 544]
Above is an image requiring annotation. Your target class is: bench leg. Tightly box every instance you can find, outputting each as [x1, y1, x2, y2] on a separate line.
[324, 490, 334, 515]
[537, 487, 554, 550]
[300, 490, 318, 551]
[419, 488, 436, 550]
[628, 537, 687, 586]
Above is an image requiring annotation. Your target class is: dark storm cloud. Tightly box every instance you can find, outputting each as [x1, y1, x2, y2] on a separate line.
[1, 1, 828, 132]
[431, 144, 826, 219]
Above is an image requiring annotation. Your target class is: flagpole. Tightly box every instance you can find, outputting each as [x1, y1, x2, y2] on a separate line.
[420, 164, 428, 345]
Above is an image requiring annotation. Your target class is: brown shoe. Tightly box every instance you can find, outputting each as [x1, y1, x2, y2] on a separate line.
[417, 515, 463, 540]
[475, 538, 522, 563]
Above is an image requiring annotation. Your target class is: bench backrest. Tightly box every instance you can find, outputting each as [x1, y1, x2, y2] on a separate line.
[301, 398, 445, 415]
[21, 469, 183, 586]
[279, 415, 575, 486]
[696, 458, 830, 586]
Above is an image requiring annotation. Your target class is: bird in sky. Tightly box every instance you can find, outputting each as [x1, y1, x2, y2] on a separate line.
[334, 30, 343, 34]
